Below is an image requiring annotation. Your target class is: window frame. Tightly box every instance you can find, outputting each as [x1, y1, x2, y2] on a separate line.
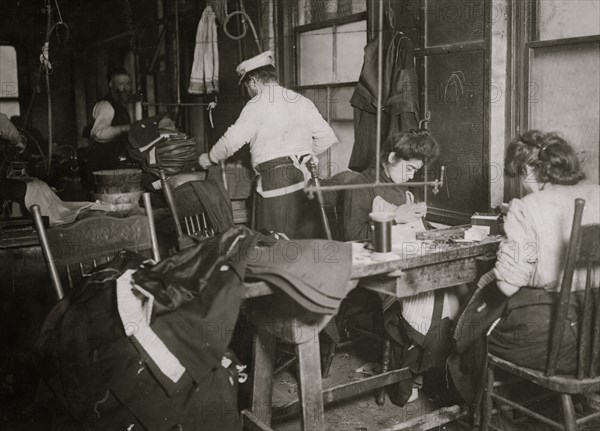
[291, 9, 368, 177]
[0, 44, 20, 116]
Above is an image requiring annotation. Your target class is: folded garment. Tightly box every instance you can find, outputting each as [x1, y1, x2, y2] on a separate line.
[248, 264, 345, 302]
[246, 272, 339, 314]
[244, 239, 352, 302]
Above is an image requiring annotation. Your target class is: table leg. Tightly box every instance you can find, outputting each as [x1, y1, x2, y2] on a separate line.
[296, 339, 325, 431]
[251, 327, 276, 426]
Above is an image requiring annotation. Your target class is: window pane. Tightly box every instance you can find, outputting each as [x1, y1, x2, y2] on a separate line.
[299, 28, 334, 85]
[296, 0, 367, 25]
[336, 20, 367, 82]
[0, 101, 20, 117]
[330, 86, 353, 120]
[529, 42, 600, 184]
[0, 45, 19, 98]
[539, 0, 600, 40]
[329, 121, 354, 175]
[299, 88, 328, 117]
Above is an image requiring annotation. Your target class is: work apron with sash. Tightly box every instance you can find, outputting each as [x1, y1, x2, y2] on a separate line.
[253, 154, 315, 237]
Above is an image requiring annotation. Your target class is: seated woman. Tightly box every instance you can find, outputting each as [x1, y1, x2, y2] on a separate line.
[343, 129, 433, 241]
[344, 130, 462, 406]
[488, 131, 599, 372]
[450, 131, 600, 409]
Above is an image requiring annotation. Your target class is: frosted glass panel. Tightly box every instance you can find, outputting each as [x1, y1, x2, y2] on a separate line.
[0, 46, 19, 98]
[295, 0, 367, 25]
[330, 86, 354, 120]
[329, 121, 354, 176]
[0, 101, 20, 117]
[336, 20, 367, 82]
[529, 42, 600, 184]
[299, 28, 334, 85]
[539, 0, 600, 40]
[299, 88, 328, 117]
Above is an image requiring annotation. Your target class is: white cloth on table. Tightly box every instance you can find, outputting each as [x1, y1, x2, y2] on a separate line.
[24, 179, 95, 226]
[188, 6, 219, 95]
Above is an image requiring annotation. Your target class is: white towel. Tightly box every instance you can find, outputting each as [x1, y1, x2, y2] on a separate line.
[24, 179, 95, 226]
[189, 6, 219, 94]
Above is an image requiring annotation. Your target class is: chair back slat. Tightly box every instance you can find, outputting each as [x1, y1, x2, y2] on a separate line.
[31, 192, 160, 300]
[577, 274, 593, 379]
[31, 205, 64, 300]
[546, 199, 585, 376]
[591, 280, 600, 378]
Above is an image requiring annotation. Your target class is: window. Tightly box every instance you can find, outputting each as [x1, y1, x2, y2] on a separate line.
[511, 0, 600, 196]
[0, 45, 20, 118]
[291, 0, 368, 176]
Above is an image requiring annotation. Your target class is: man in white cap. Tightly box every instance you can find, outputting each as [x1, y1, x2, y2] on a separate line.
[198, 51, 338, 238]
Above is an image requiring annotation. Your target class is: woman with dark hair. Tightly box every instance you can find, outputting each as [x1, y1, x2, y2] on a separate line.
[344, 130, 463, 406]
[343, 129, 439, 241]
[488, 131, 599, 367]
[449, 131, 600, 409]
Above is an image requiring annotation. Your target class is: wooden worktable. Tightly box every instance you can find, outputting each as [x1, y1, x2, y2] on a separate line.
[244, 226, 502, 431]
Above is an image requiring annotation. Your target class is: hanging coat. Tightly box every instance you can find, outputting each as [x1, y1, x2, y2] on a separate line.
[349, 32, 420, 171]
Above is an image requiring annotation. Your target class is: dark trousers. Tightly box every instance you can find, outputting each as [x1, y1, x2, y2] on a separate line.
[254, 189, 305, 238]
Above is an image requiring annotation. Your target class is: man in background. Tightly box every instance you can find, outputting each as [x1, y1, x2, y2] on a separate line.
[85, 67, 133, 189]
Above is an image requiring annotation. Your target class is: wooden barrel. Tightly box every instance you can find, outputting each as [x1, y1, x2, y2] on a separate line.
[92, 169, 143, 205]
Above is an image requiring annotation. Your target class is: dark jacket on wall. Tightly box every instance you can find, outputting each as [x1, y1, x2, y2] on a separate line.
[349, 32, 420, 171]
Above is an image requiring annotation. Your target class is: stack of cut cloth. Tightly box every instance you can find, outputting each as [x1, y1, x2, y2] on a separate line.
[128, 115, 199, 177]
[245, 237, 353, 314]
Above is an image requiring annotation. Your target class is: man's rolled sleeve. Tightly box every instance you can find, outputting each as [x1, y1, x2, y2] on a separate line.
[91, 101, 123, 143]
[209, 102, 262, 163]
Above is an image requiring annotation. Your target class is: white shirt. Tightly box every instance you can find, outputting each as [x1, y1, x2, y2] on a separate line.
[91, 100, 125, 143]
[209, 84, 338, 165]
[495, 183, 600, 295]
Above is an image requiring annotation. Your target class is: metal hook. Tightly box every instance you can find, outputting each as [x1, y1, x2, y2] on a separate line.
[419, 111, 431, 130]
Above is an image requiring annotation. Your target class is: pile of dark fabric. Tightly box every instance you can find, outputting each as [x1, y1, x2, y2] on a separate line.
[34, 228, 255, 430]
[128, 115, 199, 178]
[33, 226, 352, 430]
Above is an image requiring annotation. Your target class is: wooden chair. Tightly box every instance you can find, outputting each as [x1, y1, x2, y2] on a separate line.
[31, 192, 161, 300]
[481, 198, 600, 431]
[158, 171, 217, 251]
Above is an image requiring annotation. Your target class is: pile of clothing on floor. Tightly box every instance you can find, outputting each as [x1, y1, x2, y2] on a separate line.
[33, 226, 351, 430]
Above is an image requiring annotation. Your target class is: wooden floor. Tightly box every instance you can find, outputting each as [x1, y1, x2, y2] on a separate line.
[268, 338, 600, 431]
[271, 338, 466, 431]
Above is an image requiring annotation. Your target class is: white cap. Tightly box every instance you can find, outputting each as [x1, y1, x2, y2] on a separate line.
[236, 51, 275, 84]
